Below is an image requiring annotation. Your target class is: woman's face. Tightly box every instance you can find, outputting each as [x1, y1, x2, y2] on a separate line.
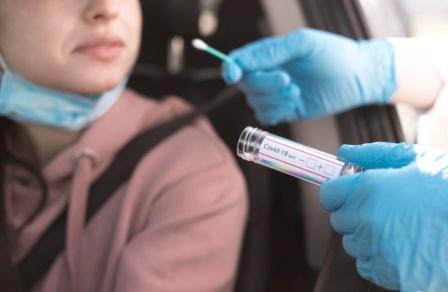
[0, 0, 142, 95]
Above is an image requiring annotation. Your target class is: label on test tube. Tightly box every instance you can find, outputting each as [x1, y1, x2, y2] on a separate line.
[257, 135, 346, 185]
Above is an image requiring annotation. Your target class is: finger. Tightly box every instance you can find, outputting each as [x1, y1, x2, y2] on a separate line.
[239, 70, 291, 95]
[247, 85, 300, 125]
[328, 181, 372, 235]
[222, 60, 243, 84]
[229, 28, 319, 71]
[356, 259, 373, 282]
[320, 173, 361, 212]
[255, 100, 297, 125]
[330, 210, 356, 234]
[245, 85, 298, 111]
[342, 233, 371, 261]
[338, 142, 416, 169]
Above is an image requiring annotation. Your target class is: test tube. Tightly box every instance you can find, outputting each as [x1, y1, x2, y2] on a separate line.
[237, 126, 362, 186]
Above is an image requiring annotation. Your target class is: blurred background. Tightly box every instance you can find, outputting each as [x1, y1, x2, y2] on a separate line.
[127, 1, 448, 291]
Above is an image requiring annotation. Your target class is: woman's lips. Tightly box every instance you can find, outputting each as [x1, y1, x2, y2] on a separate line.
[75, 38, 124, 61]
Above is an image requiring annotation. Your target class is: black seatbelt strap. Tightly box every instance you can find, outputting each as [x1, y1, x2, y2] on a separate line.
[17, 86, 240, 292]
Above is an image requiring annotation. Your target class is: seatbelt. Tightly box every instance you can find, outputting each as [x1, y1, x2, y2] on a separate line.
[17, 86, 240, 292]
[313, 234, 393, 292]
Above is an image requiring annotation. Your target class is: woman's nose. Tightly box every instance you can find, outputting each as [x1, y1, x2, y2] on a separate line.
[83, 0, 119, 24]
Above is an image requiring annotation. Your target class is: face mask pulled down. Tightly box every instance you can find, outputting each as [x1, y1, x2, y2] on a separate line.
[0, 55, 126, 131]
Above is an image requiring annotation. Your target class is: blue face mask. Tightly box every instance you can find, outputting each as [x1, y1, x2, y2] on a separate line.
[0, 54, 126, 131]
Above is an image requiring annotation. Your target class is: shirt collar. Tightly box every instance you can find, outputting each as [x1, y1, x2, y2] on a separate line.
[42, 89, 158, 184]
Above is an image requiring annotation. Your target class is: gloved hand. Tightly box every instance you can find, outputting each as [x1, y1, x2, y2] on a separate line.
[320, 142, 448, 291]
[222, 29, 397, 125]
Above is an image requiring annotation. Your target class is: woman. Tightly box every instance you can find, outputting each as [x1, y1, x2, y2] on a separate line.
[0, 0, 247, 291]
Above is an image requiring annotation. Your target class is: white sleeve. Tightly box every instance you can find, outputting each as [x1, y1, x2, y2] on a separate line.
[417, 34, 448, 152]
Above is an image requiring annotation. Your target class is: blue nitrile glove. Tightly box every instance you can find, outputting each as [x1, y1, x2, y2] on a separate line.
[320, 142, 448, 291]
[222, 29, 397, 125]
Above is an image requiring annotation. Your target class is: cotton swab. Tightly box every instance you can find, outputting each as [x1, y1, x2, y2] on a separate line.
[192, 39, 233, 63]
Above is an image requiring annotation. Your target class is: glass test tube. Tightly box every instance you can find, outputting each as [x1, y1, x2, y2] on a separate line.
[237, 126, 362, 186]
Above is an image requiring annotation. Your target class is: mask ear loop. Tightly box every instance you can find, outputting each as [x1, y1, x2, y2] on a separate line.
[0, 52, 7, 75]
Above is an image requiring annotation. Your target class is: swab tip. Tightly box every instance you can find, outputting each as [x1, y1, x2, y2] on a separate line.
[192, 39, 208, 51]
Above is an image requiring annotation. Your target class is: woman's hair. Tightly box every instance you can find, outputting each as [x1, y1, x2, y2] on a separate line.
[0, 117, 48, 291]
[0, 117, 19, 290]
[0, 11, 48, 291]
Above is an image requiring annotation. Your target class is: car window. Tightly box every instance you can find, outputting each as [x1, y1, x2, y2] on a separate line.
[360, 0, 448, 144]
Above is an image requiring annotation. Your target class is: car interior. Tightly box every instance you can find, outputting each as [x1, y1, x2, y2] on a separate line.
[128, 0, 448, 291]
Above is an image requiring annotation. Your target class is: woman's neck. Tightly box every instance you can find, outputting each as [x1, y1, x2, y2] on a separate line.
[15, 123, 82, 168]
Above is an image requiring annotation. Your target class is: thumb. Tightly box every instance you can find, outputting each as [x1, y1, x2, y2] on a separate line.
[320, 173, 359, 212]
[221, 60, 243, 84]
[229, 28, 319, 72]
[338, 142, 416, 169]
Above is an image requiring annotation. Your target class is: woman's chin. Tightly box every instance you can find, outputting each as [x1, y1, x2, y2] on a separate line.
[86, 81, 123, 95]
[67, 76, 126, 95]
